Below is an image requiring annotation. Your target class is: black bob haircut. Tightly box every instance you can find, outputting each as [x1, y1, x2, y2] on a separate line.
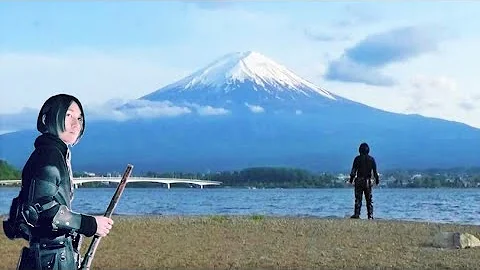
[36, 94, 85, 145]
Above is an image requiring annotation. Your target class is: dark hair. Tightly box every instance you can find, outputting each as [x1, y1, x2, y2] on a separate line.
[359, 142, 370, 155]
[36, 94, 85, 144]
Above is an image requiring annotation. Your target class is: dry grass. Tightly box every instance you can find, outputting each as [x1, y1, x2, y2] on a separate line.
[1, 216, 479, 269]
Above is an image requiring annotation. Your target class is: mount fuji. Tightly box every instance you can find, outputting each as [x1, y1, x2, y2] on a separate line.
[1, 51, 479, 173]
[143, 51, 337, 105]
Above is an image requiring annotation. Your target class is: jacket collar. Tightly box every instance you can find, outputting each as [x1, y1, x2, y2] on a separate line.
[34, 133, 69, 158]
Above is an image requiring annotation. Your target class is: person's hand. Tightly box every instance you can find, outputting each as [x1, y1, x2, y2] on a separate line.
[94, 216, 114, 237]
[375, 179, 379, 186]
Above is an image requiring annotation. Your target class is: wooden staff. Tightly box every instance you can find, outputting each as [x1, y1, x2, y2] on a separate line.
[79, 164, 133, 270]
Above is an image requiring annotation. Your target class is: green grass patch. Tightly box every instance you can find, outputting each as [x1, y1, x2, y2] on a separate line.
[209, 215, 229, 222]
[250, 214, 265, 221]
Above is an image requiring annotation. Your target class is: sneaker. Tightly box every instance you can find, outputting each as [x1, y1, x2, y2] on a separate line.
[368, 216, 374, 220]
[350, 214, 360, 219]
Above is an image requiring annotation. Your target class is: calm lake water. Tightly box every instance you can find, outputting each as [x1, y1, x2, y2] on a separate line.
[1, 187, 479, 225]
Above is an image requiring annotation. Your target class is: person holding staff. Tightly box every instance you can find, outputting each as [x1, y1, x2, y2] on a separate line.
[15, 94, 113, 269]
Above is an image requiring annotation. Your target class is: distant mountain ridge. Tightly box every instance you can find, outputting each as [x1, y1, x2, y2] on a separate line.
[0, 51, 479, 173]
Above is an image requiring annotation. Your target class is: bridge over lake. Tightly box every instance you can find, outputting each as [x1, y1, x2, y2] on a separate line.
[0, 177, 222, 189]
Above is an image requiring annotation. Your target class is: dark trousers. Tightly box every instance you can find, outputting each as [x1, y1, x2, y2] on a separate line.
[353, 178, 373, 218]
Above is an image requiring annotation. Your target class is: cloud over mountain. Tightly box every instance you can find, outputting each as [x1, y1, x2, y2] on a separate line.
[324, 57, 395, 86]
[245, 103, 265, 113]
[0, 99, 231, 134]
[325, 26, 446, 86]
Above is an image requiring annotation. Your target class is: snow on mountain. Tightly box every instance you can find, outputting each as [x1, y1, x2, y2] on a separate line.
[142, 51, 336, 102]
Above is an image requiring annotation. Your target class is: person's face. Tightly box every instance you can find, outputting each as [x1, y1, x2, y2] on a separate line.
[58, 101, 84, 145]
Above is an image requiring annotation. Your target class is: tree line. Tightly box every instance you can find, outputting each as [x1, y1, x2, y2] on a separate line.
[144, 167, 480, 188]
[141, 168, 338, 188]
[1, 159, 479, 188]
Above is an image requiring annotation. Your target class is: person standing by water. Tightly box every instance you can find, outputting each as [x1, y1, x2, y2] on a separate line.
[349, 142, 380, 219]
[10, 94, 114, 269]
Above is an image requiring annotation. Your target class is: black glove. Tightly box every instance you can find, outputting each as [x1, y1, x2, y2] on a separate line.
[375, 178, 379, 185]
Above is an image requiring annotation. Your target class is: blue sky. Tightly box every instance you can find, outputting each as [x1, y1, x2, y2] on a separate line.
[1, 1, 479, 132]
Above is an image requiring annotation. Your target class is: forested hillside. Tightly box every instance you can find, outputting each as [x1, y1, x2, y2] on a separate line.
[0, 160, 21, 180]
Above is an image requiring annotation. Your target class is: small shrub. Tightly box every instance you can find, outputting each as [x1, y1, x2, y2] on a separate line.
[250, 214, 265, 221]
[210, 215, 229, 222]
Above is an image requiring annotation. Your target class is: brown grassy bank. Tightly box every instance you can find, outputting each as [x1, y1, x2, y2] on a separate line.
[1, 216, 479, 269]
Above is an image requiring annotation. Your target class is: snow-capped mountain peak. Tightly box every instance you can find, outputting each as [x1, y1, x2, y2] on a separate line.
[159, 51, 335, 100]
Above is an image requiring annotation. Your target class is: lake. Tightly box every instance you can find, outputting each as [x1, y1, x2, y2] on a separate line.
[1, 187, 479, 225]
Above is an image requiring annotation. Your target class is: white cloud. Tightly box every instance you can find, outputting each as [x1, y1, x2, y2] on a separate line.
[0, 99, 238, 133]
[0, 107, 38, 133]
[181, 102, 230, 116]
[196, 106, 230, 116]
[0, 50, 186, 114]
[404, 75, 464, 112]
[323, 74, 480, 129]
[103, 99, 192, 120]
[244, 103, 265, 113]
[325, 57, 394, 86]
[321, 34, 480, 129]
[395, 75, 480, 128]
[0, 99, 193, 133]
[410, 75, 458, 93]
[458, 101, 475, 111]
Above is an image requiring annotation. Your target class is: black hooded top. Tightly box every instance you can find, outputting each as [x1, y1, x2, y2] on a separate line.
[21, 133, 96, 238]
[349, 143, 379, 183]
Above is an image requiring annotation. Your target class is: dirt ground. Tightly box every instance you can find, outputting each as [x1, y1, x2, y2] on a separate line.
[1, 216, 479, 269]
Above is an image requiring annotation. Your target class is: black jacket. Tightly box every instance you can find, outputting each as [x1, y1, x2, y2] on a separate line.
[349, 154, 379, 183]
[21, 133, 96, 238]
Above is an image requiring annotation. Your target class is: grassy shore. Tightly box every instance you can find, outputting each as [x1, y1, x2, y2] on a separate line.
[1, 216, 479, 269]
